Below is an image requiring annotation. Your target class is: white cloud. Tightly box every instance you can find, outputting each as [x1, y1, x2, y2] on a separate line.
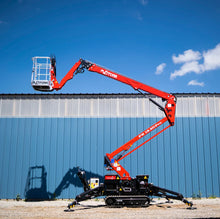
[0, 20, 7, 24]
[139, 0, 148, 6]
[136, 12, 143, 21]
[170, 61, 202, 80]
[188, 80, 204, 87]
[172, 49, 202, 64]
[155, 63, 166, 75]
[202, 43, 220, 71]
[170, 43, 220, 79]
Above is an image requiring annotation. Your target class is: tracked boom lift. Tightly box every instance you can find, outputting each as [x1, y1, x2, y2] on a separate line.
[31, 56, 193, 208]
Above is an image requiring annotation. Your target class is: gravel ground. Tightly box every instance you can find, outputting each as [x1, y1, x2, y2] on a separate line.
[0, 198, 220, 219]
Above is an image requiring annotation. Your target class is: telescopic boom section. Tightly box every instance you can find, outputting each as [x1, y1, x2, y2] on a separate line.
[50, 58, 176, 180]
[87, 62, 176, 126]
[50, 59, 176, 125]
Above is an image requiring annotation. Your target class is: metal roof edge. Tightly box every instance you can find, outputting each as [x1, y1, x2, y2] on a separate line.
[0, 93, 220, 98]
[0, 92, 220, 95]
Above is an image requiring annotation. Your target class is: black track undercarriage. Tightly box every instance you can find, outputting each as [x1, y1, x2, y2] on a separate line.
[68, 169, 193, 209]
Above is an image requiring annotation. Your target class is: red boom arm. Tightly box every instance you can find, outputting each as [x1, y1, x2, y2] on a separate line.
[50, 58, 176, 180]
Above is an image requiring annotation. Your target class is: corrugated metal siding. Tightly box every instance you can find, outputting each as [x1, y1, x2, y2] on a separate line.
[0, 94, 219, 199]
[1, 94, 220, 118]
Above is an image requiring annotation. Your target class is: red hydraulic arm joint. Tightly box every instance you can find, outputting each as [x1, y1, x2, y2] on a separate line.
[50, 58, 176, 180]
[51, 59, 82, 90]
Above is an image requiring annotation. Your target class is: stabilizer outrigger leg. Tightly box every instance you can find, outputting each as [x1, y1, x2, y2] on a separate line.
[147, 183, 193, 208]
[68, 184, 104, 209]
[68, 168, 105, 209]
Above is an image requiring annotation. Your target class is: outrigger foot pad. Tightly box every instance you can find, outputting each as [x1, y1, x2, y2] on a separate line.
[182, 199, 193, 208]
[68, 200, 77, 209]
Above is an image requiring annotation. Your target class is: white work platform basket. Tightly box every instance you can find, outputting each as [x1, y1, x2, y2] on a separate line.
[31, 56, 53, 91]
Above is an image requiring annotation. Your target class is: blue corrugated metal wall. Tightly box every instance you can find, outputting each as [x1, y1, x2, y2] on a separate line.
[0, 117, 219, 199]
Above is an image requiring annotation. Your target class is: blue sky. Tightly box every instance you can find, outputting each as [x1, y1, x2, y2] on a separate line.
[0, 0, 220, 94]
